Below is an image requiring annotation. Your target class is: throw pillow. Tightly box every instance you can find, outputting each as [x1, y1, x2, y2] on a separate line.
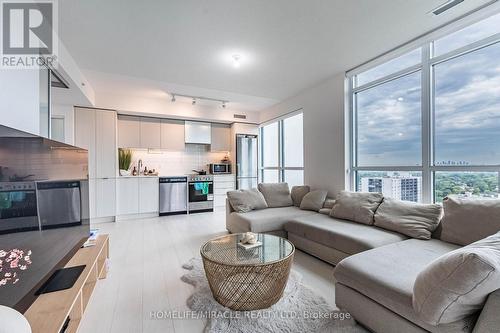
[291, 185, 310, 207]
[257, 183, 293, 208]
[330, 191, 384, 225]
[440, 196, 500, 246]
[413, 232, 500, 325]
[374, 198, 442, 239]
[227, 188, 268, 213]
[300, 190, 328, 212]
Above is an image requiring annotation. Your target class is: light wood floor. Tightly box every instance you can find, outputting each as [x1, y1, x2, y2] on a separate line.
[78, 210, 336, 333]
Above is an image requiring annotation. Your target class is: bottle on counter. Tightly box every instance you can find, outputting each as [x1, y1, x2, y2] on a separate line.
[132, 166, 137, 176]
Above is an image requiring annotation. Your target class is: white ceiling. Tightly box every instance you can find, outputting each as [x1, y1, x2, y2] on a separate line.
[59, 0, 495, 111]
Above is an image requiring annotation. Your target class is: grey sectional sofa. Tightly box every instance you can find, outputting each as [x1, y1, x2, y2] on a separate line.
[225, 186, 500, 333]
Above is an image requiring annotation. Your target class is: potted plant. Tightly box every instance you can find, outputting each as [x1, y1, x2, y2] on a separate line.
[118, 149, 132, 176]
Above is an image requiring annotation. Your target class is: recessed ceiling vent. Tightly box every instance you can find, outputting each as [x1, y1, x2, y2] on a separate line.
[432, 0, 465, 15]
[233, 114, 247, 119]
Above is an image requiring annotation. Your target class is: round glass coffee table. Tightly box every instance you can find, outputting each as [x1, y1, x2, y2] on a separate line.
[200, 233, 294, 311]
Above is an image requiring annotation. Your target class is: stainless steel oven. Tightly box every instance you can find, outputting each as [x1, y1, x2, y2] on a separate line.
[187, 175, 214, 213]
[0, 181, 39, 234]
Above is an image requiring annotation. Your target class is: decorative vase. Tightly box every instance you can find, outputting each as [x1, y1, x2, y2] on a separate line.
[0, 305, 31, 333]
[119, 169, 131, 176]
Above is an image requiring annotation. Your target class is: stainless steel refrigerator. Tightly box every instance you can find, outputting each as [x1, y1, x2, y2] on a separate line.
[236, 134, 258, 189]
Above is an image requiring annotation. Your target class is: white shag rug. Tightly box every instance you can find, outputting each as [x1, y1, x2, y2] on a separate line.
[181, 258, 368, 333]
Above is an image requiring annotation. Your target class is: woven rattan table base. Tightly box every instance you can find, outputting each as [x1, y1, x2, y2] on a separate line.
[201, 252, 294, 311]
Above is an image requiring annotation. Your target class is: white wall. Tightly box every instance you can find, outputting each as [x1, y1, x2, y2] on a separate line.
[0, 69, 40, 134]
[51, 104, 75, 145]
[259, 73, 347, 196]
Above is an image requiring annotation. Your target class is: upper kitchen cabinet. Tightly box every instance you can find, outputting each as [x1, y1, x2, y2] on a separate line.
[75, 107, 117, 179]
[140, 117, 161, 149]
[185, 121, 211, 144]
[211, 123, 231, 152]
[118, 115, 141, 148]
[161, 119, 185, 150]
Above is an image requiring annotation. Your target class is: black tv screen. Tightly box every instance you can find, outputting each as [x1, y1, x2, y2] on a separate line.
[0, 124, 90, 312]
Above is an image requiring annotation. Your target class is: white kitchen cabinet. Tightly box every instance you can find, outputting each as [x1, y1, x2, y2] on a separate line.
[74, 108, 96, 179]
[118, 115, 141, 148]
[185, 121, 211, 144]
[95, 178, 116, 218]
[117, 177, 139, 215]
[96, 111, 117, 178]
[161, 119, 185, 150]
[211, 123, 231, 152]
[140, 118, 161, 149]
[139, 177, 159, 213]
[213, 174, 236, 207]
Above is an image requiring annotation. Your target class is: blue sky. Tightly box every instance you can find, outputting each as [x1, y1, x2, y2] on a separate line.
[356, 39, 500, 167]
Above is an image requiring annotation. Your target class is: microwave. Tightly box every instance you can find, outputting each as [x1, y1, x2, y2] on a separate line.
[209, 163, 231, 174]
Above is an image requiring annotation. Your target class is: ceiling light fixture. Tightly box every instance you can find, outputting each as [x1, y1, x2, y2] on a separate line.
[232, 54, 241, 68]
[431, 0, 464, 16]
[166, 92, 230, 108]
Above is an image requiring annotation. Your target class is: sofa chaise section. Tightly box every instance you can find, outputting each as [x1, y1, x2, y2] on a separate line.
[285, 214, 408, 264]
[334, 239, 478, 333]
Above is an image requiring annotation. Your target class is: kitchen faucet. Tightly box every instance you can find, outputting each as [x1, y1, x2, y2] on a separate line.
[138, 159, 143, 175]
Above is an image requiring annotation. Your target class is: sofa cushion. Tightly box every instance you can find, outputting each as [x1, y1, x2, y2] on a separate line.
[374, 198, 442, 240]
[285, 214, 407, 255]
[300, 190, 328, 212]
[331, 191, 384, 225]
[440, 197, 500, 246]
[318, 208, 331, 215]
[413, 232, 500, 326]
[323, 198, 336, 209]
[227, 188, 268, 213]
[334, 239, 463, 331]
[258, 183, 293, 208]
[291, 185, 310, 207]
[227, 206, 315, 233]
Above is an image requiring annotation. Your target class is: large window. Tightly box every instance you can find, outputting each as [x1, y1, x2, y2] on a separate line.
[260, 113, 304, 187]
[349, 11, 500, 203]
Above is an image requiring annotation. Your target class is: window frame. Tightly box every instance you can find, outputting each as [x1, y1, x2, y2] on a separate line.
[259, 112, 304, 184]
[348, 17, 500, 203]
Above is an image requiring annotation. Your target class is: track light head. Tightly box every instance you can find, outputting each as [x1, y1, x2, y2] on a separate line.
[192, 98, 196, 105]
[171, 95, 176, 102]
[222, 101, 226, 108]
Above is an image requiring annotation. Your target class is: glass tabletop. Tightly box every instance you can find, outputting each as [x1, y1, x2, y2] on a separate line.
[201, 233, 294, 266]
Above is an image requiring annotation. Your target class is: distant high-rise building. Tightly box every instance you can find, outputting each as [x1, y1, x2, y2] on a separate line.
[360, 175, 421, 202]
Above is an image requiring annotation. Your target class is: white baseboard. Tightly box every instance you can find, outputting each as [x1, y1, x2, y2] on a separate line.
[116, 212, 159, 221]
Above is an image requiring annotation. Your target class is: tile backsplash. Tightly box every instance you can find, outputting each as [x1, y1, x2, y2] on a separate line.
[128, 144, 228, 176]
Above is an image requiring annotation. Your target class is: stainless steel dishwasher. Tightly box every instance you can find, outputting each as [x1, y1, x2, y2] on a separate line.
[159, 177, 188, 216]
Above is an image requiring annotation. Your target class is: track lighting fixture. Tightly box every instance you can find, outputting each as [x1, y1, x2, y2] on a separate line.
[167, 92, 229, 108]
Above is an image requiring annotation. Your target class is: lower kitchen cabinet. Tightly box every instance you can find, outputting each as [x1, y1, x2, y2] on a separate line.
[139, 177, 159, 213]
[117, 177, 159, 217]
[213, 174, 236, 208]
[96, 178, 116, 218]
[88, 178, 116, 220]
[117, 177, 139, 215]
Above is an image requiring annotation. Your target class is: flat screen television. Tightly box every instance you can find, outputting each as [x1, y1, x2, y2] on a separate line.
[0, 124, 90, 313]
